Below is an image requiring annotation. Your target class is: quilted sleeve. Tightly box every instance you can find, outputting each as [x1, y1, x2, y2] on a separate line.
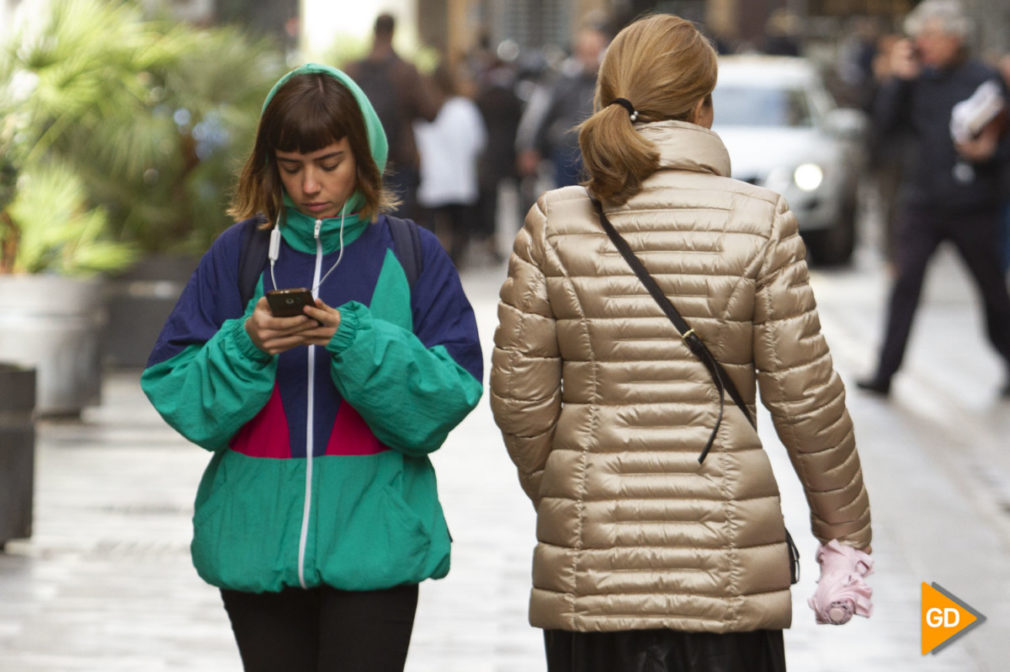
[490, 198, 562, 506]
[753, 196, 871, 548]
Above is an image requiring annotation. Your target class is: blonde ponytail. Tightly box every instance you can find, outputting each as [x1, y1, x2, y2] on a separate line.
[579, 14, 718, 205]
[578, 102, 658, 204]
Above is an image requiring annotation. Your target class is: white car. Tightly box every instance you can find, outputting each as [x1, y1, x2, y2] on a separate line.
[712, 55, 868, 265]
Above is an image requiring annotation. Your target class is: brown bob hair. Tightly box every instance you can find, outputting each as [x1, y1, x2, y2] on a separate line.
[228, 73, 396, 223]
[578, 14, 718, 205]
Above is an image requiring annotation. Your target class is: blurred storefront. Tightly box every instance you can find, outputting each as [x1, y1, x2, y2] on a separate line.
[409, 0, 1007, 70]
[1, 1, 1007, 81]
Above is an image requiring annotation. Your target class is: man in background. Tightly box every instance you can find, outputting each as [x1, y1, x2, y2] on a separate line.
[345, 13, 440, 220]
[514, 25, 609, 190]
[858, 0, 1010, 398]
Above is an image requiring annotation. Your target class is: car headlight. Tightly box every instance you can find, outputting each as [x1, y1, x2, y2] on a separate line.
[793, 163, 824, 192]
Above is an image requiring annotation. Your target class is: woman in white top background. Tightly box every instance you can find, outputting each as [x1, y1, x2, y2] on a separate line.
[413, 62, 488, 267]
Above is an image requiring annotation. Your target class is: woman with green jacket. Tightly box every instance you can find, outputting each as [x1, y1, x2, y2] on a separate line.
[143, 64, 483, 672]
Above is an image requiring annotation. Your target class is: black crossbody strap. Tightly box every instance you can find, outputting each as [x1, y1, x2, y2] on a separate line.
[593, 200, 755, 463]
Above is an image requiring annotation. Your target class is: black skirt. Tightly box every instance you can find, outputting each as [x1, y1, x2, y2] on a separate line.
[544, 628, 787, 672]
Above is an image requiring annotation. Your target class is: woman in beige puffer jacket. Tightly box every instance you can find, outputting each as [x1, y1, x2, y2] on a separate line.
[490, 14, 871, 672]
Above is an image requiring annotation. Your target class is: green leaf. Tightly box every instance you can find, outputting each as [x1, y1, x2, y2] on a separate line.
[1, 0, 286, 259]
[6, 161, 136, 275]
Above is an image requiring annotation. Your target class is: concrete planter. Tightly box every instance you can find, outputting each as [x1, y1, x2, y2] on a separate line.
[103, 254, 198, 368]
[0, 275, 106, 416]
[0, 363, 36, 546]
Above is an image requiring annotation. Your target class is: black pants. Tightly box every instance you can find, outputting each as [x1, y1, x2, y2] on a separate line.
[420, 203, 476, 267]
[873, 205, 1010, 381]
[544, 629, 786, 672]
[221, 584, 418, 672]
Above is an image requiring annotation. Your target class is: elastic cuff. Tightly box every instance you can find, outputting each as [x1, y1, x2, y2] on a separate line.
[327, 301, 366, 355]
[228, 317, 273, 363]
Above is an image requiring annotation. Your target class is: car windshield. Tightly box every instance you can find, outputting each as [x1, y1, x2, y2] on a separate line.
[713, 85, 814, 128]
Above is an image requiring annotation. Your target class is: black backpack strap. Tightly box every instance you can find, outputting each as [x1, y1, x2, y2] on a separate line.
[237, 216, 271, 309]
[592, 199, 755, 464]
[385, 215, 423, 289]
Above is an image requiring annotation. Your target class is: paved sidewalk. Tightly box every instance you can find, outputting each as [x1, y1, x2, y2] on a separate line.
[1, 250, 1007, 671]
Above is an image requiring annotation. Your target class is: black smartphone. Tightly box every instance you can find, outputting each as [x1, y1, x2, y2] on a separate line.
[266, 288, 314, 317]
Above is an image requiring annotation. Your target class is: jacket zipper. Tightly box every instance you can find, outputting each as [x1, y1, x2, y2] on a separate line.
[297, 218, 324, 589]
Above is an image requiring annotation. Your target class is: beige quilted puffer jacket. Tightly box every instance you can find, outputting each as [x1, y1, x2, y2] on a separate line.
[490, 120, 871, 634]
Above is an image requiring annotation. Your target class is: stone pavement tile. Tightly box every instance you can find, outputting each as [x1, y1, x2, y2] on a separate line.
[0, 374, 241, 672]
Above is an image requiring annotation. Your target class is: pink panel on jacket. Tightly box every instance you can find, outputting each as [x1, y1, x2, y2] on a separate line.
[229, 384, 291, 458]
[326, 402, 389, 456]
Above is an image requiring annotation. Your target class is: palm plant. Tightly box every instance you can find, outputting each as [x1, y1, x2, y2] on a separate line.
[0, 0, 178, 273]
[0, 0, 286, 270]
[128, 23, 287, 254]
[4, 163, 136, 275]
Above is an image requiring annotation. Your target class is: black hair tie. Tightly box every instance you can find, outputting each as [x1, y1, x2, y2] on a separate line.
[608, 97, 639, 122]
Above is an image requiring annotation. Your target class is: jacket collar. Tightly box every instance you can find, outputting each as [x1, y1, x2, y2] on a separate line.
[636, 120, 732, 178]
[279, 194, 369, 255]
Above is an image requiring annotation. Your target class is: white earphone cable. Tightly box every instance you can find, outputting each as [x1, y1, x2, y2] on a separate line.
[267, 205, 348, 295]
[314, 208, 346, 293]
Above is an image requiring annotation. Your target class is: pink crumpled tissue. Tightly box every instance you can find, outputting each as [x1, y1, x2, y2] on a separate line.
[807, 539, 874, 625]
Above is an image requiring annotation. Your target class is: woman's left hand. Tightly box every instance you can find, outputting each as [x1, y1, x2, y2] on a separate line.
[300, 298, 341, 346]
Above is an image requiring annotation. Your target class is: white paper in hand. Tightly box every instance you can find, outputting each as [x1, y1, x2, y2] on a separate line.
[950, 79, 1005, 144]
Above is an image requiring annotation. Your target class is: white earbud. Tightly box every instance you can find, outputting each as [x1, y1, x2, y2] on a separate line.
[268, 225, 281, 263]
[268, 215, 282, 290]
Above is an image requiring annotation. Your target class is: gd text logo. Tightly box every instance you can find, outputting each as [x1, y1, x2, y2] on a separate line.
[921, 582, 986, 655]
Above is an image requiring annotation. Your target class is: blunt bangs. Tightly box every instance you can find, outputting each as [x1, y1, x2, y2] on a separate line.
[230, 71, 392, 223]
[267, 76, 349, 154]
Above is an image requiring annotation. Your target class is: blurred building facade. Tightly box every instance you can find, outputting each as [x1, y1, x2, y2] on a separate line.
[417, 0, 1007, 61]
[2, 1, 1007, 78]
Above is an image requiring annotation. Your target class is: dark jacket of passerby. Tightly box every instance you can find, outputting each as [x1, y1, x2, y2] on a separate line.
[345, 52, 440, 174]
[528, 69, 597, 165]
[516, 28, 608, 189]
[874, 56, 1010, 212]
[476, 62, 523, 191]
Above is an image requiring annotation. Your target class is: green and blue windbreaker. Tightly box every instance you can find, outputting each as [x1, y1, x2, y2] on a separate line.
[141, 64, 483, 593]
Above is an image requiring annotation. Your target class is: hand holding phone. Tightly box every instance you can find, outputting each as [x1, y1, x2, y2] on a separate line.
[266, 288, 314, 317]
[245, 290, 339, 355]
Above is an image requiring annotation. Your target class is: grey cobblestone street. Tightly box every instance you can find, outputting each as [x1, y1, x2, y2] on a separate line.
[2, 232, 1009, 670]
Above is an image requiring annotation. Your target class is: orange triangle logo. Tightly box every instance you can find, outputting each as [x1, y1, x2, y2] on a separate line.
[922, 582, 986, 655]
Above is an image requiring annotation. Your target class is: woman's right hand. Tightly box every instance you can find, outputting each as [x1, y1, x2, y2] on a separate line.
[244, 296, 317, 355]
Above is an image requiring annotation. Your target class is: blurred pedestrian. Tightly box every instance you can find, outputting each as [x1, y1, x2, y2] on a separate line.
[867, 32, 912, 264]
[141, 63, 483, 672]
[491, 14, 872, 672]
[761, 8, 803, 57]
[474, 46, 524, 264]
[514, 24, 609, 189]
[414, 62, 487, 267]
[999, 53, 1010, 278]
[857, 0, 1010, 398]
[345, 13, 441, 221]
[833, 17, 882, 110]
